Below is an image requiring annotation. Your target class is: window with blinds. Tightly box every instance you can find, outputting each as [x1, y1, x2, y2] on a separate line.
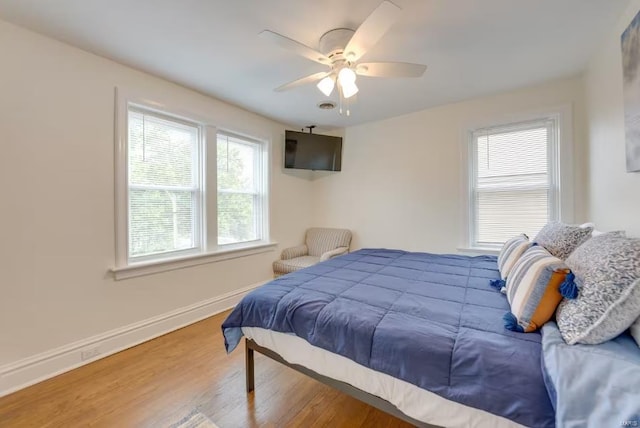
[469, 119, 559, 248]
[127, 109, 201, 260]
[117, 97, 270, 271]
[217, 133, 263, 245]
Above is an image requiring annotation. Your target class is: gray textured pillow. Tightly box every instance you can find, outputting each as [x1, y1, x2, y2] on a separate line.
[556, 233, 640, 345]
[631, 318, 640, 348]
[533, 221, 593, 260]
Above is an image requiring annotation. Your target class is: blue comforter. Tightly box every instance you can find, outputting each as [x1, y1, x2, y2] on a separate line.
[223, 249, 555, 427]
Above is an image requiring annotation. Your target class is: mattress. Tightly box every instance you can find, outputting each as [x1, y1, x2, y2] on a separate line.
[223, 249, 555, 427]
[243, 326, 523, 428]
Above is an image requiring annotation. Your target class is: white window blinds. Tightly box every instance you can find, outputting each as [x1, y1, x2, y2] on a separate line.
[470, 119, 558, 247]
[217, 133, 264, 245]
[127, 109, 200, 260]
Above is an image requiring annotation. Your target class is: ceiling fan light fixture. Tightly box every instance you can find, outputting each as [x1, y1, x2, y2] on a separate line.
[317, 75, 335, 97]
[338, 67, 356, 85]
[341, 81, 359, 99]
[338, 67, 358, 98]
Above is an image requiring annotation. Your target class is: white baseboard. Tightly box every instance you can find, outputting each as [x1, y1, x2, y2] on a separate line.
[0, 281, 267, 398]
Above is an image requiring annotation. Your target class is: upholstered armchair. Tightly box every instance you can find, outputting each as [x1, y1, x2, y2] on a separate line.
[273, 228, 352, 277]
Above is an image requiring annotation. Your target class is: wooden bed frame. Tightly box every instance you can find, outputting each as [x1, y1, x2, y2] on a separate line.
[245, 338, 439, 428]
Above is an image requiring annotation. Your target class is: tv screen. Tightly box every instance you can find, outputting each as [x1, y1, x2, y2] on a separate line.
[284, 130, 342, 171]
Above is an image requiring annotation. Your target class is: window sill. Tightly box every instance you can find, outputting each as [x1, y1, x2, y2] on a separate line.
[111, 241, 278, 280]
[457, 247, 500, 256]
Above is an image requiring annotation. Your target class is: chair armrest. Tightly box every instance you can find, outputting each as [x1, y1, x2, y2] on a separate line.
[280, 244, 308, 260]
[320, 247, 348, 262]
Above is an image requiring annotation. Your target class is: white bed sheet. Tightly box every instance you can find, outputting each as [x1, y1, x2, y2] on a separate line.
[242, 327, 523, 428]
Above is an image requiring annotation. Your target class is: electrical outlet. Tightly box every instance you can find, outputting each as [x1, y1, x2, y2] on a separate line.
[80, 346, 101, 361]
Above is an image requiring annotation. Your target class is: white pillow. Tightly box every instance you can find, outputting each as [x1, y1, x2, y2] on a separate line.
[579, 222, 624, 238]
[579, 222, 602, 237]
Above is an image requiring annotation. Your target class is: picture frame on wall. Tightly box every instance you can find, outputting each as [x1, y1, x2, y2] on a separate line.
[622, 8, 640, 172]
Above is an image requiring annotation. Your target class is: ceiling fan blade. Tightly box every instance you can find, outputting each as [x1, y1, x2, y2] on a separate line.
[259, 30, 331, 65]
[356, 62, 427, 78]
[275, 71, 330, 92]
[344, 1, 402, 62]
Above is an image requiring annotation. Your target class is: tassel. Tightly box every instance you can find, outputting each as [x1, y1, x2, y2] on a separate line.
[559, 272, 578, 299]
[489, 279, 506, 290]
[503, 312, 524, 332]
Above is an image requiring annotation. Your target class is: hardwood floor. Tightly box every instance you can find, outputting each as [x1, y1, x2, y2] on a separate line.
[0, 310, 413, 428]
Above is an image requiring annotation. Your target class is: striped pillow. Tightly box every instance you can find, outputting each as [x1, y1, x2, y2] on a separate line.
[505, 246, 570, 333]
[497, 234, 531, 280]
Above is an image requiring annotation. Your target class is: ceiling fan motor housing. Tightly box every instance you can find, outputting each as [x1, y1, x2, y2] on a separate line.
[319, 28, 355, 60]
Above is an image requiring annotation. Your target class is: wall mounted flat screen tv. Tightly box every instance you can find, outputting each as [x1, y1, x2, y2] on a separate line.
[284, 130, 342, 171]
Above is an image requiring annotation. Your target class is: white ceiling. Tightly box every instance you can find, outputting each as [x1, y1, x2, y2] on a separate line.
[0, 0, 629, 128]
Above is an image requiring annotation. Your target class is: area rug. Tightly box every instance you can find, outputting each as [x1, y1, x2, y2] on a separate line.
[171, 411, 220, 428]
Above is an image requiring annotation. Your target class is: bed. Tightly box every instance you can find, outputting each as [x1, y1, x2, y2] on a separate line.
[223, 248, 559, 427]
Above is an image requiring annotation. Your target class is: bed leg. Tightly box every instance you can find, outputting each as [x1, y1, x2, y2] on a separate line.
[245, 339, 255, 393]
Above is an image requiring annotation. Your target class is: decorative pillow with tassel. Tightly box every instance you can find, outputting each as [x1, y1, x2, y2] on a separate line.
[497, 234, 531, 280]
[503, 245, 575, 333]
[556, 233, 640, 345]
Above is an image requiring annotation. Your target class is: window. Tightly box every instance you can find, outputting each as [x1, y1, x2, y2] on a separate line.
[127, 109, 202, 261]
[468, 118, 559, 249]
[217, 133, 265, 245]
[114, 91, 271, 277]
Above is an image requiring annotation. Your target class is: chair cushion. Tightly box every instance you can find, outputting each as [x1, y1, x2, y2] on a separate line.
[273, 256, 321, 275]
[306, 228, 352, 257]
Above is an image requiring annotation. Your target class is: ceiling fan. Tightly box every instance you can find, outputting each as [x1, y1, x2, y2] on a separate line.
[260, 0, 427, 116]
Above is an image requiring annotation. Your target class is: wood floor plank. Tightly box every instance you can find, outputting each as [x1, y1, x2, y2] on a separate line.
[0, 310, 413, 428]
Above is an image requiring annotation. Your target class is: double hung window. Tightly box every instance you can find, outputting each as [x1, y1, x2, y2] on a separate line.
[468, 118, 559, 248]
[114, 95, 270, 276]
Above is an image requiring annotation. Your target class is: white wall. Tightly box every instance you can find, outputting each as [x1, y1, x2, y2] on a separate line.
[585, 0, 640, 237]
[313, 77, 588, 253]
[0, 20, 314, 366]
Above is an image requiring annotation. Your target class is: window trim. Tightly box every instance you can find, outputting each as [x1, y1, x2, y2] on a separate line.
[460, 105, 574, 252]
[113, 87, 274, 280]
[110, 241, 277, 280]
